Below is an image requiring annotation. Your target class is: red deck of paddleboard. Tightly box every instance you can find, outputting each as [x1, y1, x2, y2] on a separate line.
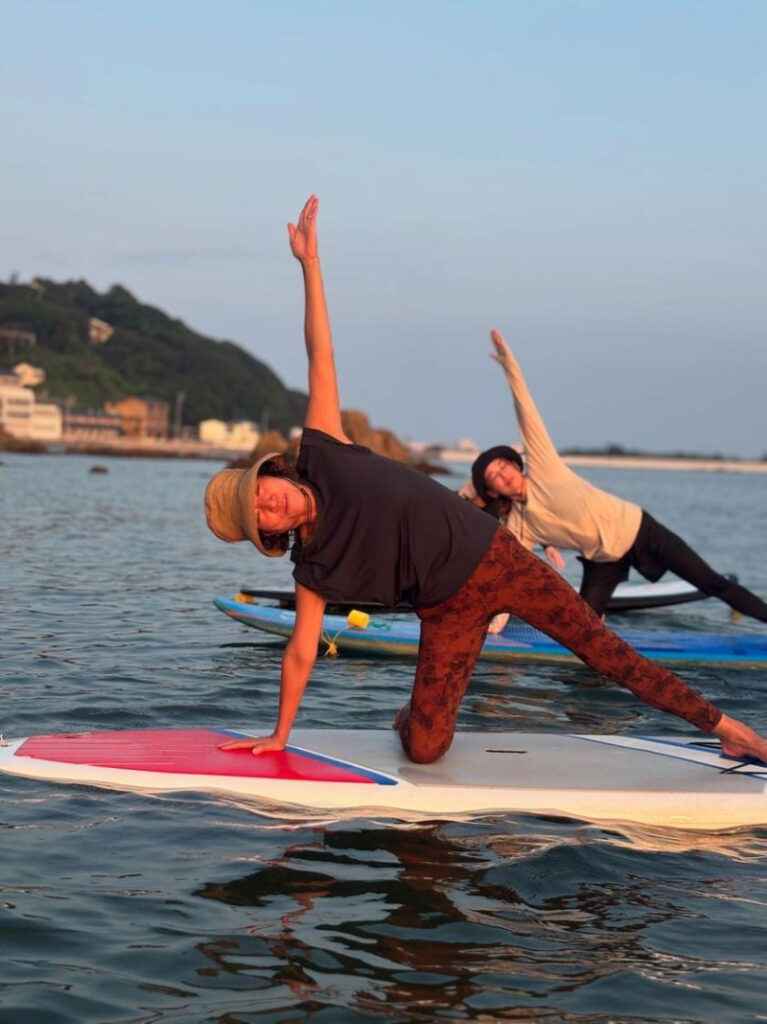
[16, 729, 378, 783]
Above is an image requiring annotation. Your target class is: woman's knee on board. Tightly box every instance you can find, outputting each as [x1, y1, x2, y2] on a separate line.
[400, 723, 454, 764]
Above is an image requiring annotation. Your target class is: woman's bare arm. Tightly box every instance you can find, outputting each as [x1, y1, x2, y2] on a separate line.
[489, 329, 562, 472]
[289, 196, 350, 442]
[219, 583, 326, 754]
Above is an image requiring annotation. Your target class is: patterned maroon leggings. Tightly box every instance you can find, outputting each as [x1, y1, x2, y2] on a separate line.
[398, 528, 722, 763]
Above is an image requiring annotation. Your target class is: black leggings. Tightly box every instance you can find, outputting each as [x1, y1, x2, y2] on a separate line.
[580, 511, 767, 622]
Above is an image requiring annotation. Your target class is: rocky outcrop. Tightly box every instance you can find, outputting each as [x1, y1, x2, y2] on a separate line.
[226, 429, 290, 469]
[227, 410, 443, 474]
[339, 410, 413, 462]
[251, 429, 291, 458]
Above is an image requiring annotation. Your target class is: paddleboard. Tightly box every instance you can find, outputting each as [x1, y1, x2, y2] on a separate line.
[235, 576, 738, 614]
[608, 575, 738, 611]
[214, 598, 767, 666]
[0, 727, 764, 829]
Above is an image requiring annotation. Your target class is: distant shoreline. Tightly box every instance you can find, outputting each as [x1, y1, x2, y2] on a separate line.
[3, 438, 767, 474]
[0, 437, 236, 462]
[437, 452, 767, 475]
[562, 454, 767, 474]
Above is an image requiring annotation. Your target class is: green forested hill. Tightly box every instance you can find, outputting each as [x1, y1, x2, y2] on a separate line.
[0, 279, 307, 432]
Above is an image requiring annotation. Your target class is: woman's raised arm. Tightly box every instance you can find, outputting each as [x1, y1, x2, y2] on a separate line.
[289, 196, 349, 442]
[489, 329, 561, 473]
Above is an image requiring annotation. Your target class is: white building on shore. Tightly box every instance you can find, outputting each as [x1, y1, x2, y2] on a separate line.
[13, 362, 46, 387]
[408, 437, 481, 463]
[0, 378, 62, 440]
[199, 418, 260, 451]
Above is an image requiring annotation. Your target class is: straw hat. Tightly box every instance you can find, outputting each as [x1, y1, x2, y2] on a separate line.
[204, 451, 289, 557]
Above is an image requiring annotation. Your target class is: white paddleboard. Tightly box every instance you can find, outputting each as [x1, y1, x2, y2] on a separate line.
[1, 728, 765, 830]
[237, 575, 737, 613]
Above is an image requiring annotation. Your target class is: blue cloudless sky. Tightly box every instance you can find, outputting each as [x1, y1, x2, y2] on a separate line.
[3, 0, 766, 455]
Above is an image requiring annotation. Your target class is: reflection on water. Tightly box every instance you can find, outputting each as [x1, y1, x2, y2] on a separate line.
[191, 820, 767, 1021]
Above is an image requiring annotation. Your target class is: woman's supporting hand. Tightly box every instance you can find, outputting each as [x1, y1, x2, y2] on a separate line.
[288, 195, 319, 263]
[458, 480, 486, 507]
[712, 713, 767, 764]
[219, 734, 287, 756]
[488, 612, 510, 635]
[544, 546, 565, 571]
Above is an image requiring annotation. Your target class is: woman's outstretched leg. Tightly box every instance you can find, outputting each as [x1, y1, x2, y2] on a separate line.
[474, 530, 721, 732]
[639, 517, 767, 623]
[399, 528, 767, 766]
[578, 556, 628, 616]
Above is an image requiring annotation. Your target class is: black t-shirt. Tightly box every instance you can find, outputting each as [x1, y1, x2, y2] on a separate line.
[291, 428, 497, 607]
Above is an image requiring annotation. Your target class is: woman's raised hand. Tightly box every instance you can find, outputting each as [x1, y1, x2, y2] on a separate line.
[288, 195, 319, 263]
[544, 546, 566, 571]
[489, 329, 515, 370]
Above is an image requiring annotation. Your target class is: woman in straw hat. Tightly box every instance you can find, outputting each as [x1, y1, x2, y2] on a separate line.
[205, 196, 767, 767]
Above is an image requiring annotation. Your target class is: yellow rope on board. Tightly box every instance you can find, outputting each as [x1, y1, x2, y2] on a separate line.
[321, 633, 339, 657]
[321, 609, 370, 657]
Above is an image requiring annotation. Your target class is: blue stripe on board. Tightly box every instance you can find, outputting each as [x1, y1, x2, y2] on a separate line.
[577, 735, 767, 780]
[215, 729, 397, 786]
[287, 745, 398, 786]
[634, 734, 767, 774]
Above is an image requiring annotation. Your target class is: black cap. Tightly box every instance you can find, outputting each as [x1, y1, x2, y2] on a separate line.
[471, 445, 524, 503]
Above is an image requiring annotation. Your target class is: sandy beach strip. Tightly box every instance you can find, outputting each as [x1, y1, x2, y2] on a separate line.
[563, 455, 767, 474]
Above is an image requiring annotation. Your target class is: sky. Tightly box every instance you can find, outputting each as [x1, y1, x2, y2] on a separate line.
[3, 0, 766, 456]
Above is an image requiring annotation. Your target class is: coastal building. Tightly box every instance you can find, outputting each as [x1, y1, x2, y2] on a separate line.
[89, 318, 114, 344]
[0, 380, 62, 440]
[104, 396, 170, 439]
[409, 438, 481, 463]
[29, 401, 63, 440]
[200, 418, 260, 451]
[13, 362, 46, 387]
[228, 420, 260, 451]
[61, 407, 121, 441]
[0, 381, 32, 435]
[199, 418, 228, 446]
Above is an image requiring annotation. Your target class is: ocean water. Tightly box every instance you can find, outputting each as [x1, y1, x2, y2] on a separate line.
[1, 452, 766, 1024]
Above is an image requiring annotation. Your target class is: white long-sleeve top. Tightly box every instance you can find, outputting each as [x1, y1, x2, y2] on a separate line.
[500, 353, 642, 562]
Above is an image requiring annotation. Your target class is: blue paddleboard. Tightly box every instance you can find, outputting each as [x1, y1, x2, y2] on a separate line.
[214, 597, 767, 666]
